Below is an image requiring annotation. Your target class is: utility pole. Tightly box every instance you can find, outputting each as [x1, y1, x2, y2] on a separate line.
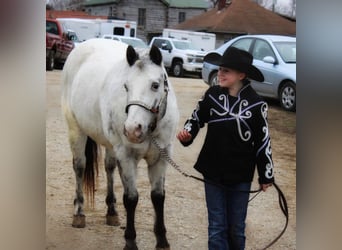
[272, 0, 277, 12]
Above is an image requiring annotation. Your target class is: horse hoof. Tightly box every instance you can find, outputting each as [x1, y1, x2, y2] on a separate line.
[72, 215, 86, 228]
[155, 246, 170, 250]
[106, 215, 120, 226]
[123, 246, 138, 250]
[155, 239, 170, 250]
[123, 240, 138, 250]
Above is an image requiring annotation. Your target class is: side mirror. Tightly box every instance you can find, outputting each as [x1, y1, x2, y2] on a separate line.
[161, 43, 168, 50]
[66, 32, 77, 41]
[161, 43, 172, 53]
[263, 56, 276, 64]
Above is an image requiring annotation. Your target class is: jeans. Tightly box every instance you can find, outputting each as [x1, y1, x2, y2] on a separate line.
[204, 180, 251, 250]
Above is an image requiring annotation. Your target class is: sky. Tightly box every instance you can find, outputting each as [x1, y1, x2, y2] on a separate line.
[258, 0, 295, 18]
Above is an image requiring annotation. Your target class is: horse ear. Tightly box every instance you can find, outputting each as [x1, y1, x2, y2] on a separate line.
[149, 45, 162, 66]
[126, 45, 139, 66]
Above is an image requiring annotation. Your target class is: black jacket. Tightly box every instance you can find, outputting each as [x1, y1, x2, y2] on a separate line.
[180, 85, 274, 185]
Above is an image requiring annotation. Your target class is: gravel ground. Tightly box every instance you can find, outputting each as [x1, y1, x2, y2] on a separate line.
[46, 70, 296, 250]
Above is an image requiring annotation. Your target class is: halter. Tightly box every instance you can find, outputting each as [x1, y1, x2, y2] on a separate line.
[125, 100, 161, 114]
[125, 74, 169, 119]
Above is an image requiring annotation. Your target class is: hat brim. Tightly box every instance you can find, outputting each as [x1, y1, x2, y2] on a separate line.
[204, 52, 264, 82]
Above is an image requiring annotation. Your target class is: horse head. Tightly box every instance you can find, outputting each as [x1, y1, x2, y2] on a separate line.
[123, 45, 169, 144]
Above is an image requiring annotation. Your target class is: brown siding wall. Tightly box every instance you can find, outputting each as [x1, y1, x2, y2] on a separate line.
[84, 0, 207, 43]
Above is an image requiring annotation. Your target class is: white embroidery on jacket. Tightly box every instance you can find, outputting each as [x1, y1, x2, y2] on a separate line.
[230, 100, 252, 141]
[265, 140, 274, 178]
[261, 102, 269, 141]
[185, 95, 204, 133]
[209, 94, 229, 116]
[208, 92, 267, 142]
[184, 122, 192, 132]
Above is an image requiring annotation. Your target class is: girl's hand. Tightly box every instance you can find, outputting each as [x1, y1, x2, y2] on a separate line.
[177, 130, 192, 143]
[260, 183, 272, 192]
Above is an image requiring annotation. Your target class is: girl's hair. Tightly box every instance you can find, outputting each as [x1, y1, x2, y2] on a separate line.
[242, 78, 251, 85]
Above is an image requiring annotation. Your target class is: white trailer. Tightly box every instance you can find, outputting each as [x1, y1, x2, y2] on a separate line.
[57, 18, 137, 42]
[162, 28, 216, 51]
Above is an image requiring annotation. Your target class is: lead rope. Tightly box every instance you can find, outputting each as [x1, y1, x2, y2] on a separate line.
[151, 137, 289, 250]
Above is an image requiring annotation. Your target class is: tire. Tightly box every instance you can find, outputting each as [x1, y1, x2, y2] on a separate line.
[279, 81, 296, 112]
[172, 61, 183, 77]
[54, 60, 64, 70]
[209, 71, 218, 86]
[46, 50, 55, 71]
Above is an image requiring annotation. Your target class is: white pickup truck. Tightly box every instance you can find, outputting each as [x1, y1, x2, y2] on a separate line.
[149, 37, 207, 77]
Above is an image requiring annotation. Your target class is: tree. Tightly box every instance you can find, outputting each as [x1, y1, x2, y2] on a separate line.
[46, 0, 69, 10]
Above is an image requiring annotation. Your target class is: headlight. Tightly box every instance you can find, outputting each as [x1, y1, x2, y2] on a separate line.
[186, 54, 196, 63]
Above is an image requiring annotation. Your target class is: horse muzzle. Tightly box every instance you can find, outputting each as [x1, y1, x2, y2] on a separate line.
[123, 124, 146, 144]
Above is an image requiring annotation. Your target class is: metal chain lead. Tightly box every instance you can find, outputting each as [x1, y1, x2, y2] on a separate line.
[151, 137, 261, 193]
[151, 137, 192, 178]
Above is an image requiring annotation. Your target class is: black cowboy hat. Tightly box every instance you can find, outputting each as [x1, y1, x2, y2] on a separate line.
[204, 47, 264, 82]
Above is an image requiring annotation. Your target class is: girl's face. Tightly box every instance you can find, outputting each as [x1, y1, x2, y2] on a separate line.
[217, 67, 246, 88]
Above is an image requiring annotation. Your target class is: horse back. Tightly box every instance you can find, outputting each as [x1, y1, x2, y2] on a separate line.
[61, 39, 129, 146]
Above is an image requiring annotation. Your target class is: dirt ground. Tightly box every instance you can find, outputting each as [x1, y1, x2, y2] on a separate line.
[46, 70, 296, 250]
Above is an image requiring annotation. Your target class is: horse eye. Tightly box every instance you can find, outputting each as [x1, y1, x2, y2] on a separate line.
[124, 84, 128, 92]
[151, 82, 160, 91]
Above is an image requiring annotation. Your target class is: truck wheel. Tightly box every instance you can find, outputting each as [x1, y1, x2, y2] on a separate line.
[279, 81, 296, 111]
[46, 51, 55, 71]
[172, 61, 183, 77]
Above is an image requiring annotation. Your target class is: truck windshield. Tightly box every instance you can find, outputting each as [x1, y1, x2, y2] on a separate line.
[46, 21, 58, 35]
[121, 38, 148, 48]
[173, 41, 196, 50]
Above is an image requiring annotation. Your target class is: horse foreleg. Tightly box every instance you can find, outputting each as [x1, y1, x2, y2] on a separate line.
[117, 159, 139, 250]
[151, 190, 169, 250]
[148, 158, 170, 250]
[105, 148, 120, 226]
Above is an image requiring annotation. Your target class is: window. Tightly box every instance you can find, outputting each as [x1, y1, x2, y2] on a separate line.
[231, 38, 253, 52]
[253, 39, 275, 60]
[138, 8, 146, 27]
[152, 39, 166, 48]
[46, 21, 58, 35]
[178, 12, 186, 23]
[113, 27, 124, 36]
[130, 28, 135, 37]
[274, 42, 296, 63]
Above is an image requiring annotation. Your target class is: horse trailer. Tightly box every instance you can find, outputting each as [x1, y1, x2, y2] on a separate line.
[57, 18, 137, 42]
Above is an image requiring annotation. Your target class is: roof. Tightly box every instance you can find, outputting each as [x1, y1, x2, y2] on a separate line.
[83, 0, 208, 8]
[161, 0, 209, 8]
[83, 0, 120, 6]
[173, 0, 296, 36]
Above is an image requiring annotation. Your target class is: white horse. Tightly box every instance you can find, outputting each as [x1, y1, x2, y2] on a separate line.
[61, 38, 179, 250]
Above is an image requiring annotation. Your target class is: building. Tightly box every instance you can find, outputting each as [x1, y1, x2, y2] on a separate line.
[173, 0, 296, 48]
[82, 0, 210, 42]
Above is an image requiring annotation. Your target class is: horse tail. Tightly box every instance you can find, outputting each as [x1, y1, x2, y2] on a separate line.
[84, 136, 99, 206]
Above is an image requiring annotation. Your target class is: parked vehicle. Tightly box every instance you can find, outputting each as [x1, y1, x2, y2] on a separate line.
[102, 34, 148, 48]
[57, 18, 137, 42]
[162, 28, 216, 52]
[149, 37, 206, 77]
[46, 18, 75, 71]
[202, 35, 296, 111]
[67, 29, 81, 47]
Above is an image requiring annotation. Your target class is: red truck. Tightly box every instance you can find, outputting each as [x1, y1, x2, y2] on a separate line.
[46, 18, 75, 70]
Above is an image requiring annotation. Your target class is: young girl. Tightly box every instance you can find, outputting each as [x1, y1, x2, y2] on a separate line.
[177, 47, 274, 250]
